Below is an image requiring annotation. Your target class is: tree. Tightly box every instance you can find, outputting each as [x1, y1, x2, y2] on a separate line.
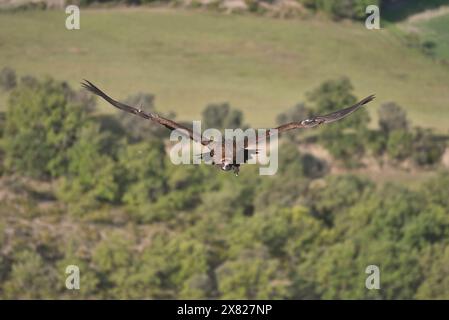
[403, 204, 449, 250]
[216, 246, 290, 299]
[411, 128, 445, 166]
[0, 67, 17, 91]
[298, 0, 380, 20]
[56, 122, 122, 214]
[3, 78, 88, 178]
[366, 130, 387, 156]
[137, 233, 211, 299]
[118, 139, 168, 221]
[343, 183, 424, 242]
[416, 244, 449, 299]
[386, 129, 413, 160]
[421, 171, 449, 209]
[307, 77, 370, 166]
[116, 92, 174, 142]
[202, 103, 246, 131]
[378, 102, 408, 134]
[91, 231, 140, 299]
[2, 250, 58, 299]
[307, 174, 374, 225]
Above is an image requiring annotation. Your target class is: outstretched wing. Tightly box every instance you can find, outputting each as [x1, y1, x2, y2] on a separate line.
[245, 94, 375, 148]
[81, 80, 212, 147]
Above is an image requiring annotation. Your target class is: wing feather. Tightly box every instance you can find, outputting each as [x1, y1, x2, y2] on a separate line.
[245, 94, 375, 148]
[81, 80, 211, 146]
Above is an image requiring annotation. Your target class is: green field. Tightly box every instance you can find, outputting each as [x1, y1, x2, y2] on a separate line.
[414, 12, 449, 60]
[1, 8, 449, 130]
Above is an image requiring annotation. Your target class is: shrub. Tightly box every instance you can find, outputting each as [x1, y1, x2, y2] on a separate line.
[366, 130, 387, 156]
[0, 67, 17, 91]
[386, 129, 413, 161]
[299, 0, 380, 20]
[378, 102, 408, 134]
[412, 128, 445, 166]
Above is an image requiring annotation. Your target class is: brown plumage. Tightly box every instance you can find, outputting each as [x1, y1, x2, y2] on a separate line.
[245, 94, 376, 148]
[81, 80, 212, 146]
[82, 80, 375, 175]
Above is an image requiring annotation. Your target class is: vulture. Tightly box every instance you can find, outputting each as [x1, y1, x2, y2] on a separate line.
[82, 80, 375, 176]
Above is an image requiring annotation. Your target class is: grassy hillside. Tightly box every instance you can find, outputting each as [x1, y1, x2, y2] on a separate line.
[411, 11, 449, 60]
[0, 8, 448, 130]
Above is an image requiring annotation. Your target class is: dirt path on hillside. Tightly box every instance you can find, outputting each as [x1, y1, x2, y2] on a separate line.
[406, 6, 449, 23]
[298, 143, 442, 185]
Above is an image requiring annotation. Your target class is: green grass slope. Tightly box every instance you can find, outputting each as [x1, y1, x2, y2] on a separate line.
[414, 12, 449, 60]
[0, 8, 448, 130]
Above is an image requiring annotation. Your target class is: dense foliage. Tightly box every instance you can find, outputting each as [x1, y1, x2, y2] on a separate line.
[72, 0, 383, 21]
[0, 75, 448, 299]
[298, 0, 381, 20]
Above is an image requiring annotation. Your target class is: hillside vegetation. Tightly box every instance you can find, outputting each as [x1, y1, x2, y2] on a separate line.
[399, 8, 449, 61]
[0, 8, 449, 130]
[0, 76, 448, 299]
[0, 4, 449, 300]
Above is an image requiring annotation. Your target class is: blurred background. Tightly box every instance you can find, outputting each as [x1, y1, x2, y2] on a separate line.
[0, 0, 448, 299]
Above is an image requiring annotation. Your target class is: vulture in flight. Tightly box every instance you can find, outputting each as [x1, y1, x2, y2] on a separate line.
[82, 80, 375, 176]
